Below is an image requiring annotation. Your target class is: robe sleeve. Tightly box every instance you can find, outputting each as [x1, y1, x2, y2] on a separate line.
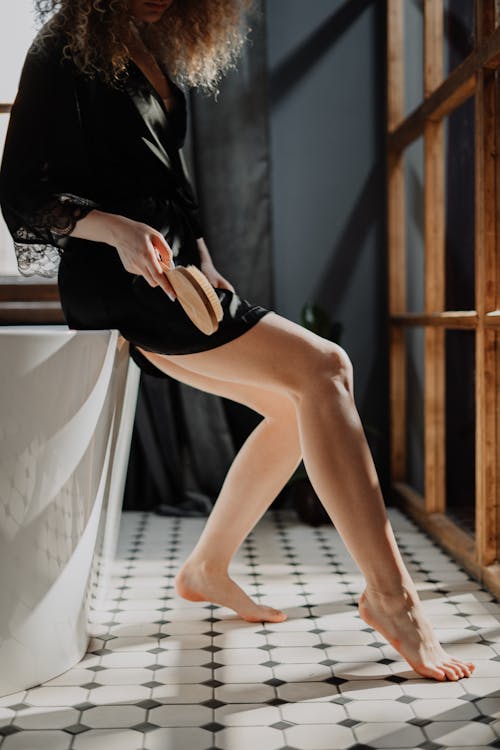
[0, 35, 98, 277]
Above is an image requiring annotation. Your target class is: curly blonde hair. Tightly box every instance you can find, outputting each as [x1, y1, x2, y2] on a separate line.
[33, 0, 255, 93]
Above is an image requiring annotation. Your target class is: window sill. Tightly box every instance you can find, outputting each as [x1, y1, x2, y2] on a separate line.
[0, 276, 63, 323]
[0, 301, 64, 324]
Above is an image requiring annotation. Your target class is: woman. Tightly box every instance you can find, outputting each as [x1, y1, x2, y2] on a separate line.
[0, 0, 474, 682]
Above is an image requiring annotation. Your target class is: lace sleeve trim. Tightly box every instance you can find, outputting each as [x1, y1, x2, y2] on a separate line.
[14, 242, 63, 278]
[9, 193, 98, 277]
[13, 192, 98, 239]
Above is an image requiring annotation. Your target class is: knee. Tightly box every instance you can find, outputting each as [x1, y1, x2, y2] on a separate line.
[292, 343, 353, 402]
[320, 344, 353, 393]
[333, 344, 354, 392]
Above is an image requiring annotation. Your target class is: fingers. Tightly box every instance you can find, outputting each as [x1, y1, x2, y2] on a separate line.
[153, 257, 177, 299]
[143, 267, 176, 300]
[143, 268, 159, 288]
[219, 280, 235, 293]
[146, 236, 177, 300]
[116, 224, 176, 300]
[144, 263, 176, 298]
[159, 275, 177, 300]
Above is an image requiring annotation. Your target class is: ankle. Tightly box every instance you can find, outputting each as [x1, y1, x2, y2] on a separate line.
[181, 555, 229, 576]
[363, 580, 419, 606]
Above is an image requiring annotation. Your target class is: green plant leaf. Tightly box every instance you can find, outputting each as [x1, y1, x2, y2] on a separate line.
[300, 302, 343, 344]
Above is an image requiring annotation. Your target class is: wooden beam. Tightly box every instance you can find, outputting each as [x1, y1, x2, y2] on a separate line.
[390, 327, 406, 481]
[497, 71, 500, 312]
[388, 60, 475, 153]
[424, 328, 445, 513]
[475, 326, 499, 564]
[482, 563, 500, 601]
[387, 151, 407, 481]
[387, 0, 500, 589]
[388, 22, 500, 153]
[391, 311, 478, 328]
[424, 0, 443, 97]
[392, 482, 479, 577]
[387, 152, 406, 316]
[475, 65, 498, 567]
[477, 0, 497, 44]
[424, 114, 446, 514]
[387, 0, 404, 131]
[497, 329, 500, 559]
[496, 66, 500, 561]
[393, 481, 500, 599]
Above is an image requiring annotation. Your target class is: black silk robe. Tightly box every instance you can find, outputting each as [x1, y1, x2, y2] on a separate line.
[0, 28, 203, 276]
[0, 27, 270, 363]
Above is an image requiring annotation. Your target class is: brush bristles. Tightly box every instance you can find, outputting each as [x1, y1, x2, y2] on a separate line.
[185, 265, 224, 322]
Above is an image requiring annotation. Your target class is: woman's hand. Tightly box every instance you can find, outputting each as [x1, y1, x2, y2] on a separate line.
[196, 237, 235, 292]
[108, 215, 177, 299]
[70, 209, 177, 299]
[200, 258, 235, 292]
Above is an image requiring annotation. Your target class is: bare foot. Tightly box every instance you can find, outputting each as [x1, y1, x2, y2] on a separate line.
[175, 559, 288, 623]
[358, 587, 476, 681]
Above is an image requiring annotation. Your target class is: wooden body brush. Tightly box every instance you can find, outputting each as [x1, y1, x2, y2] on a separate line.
[159, 261, 223, 335]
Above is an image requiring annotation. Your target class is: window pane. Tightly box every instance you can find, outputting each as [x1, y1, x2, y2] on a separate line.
[0, 0, 37, 102]
[443, 0, 475, 77]
[0, 1, 37, 276]
[444, 96, 475, 311]
[445, 329, 475, 534]
[404, 0, 424, 116]
[405, 137, 424, 313]
[0, 112, 19, 275]
[405, 326, 425, 496]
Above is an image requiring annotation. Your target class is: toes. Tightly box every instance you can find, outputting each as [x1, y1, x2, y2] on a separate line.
[428, 666, 447, 681]
[451, 659, 470, 678]
[446, 661, 464, 679]
[440, 664, 456, 680]
[442, 663, 461, 681]
[244, 607, 287, 623]
[268, 608, 287, 622]
[451, 659, 474, 678]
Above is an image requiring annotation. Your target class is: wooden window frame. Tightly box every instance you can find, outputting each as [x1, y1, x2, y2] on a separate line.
[387, 0, 500, 596]
[0, 101, 64, 323]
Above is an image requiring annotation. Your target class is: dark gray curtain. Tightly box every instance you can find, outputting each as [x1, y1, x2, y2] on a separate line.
[124, 1, 273, 514]
[185, 4, 273, 306]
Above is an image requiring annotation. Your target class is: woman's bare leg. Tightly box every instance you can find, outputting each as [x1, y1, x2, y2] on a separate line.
[135, 351, 302, 621]
[142, 312, 475, 681]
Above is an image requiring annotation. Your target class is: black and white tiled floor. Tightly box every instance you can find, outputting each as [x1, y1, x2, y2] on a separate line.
[1, 507, 500, 750]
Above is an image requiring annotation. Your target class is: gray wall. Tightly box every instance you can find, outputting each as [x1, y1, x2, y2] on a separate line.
[265, 0, 389, 483]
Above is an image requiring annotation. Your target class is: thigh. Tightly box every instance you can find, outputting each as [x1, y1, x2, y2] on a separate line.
[154, 311, 347, 396]
[137, 345, 297, 420]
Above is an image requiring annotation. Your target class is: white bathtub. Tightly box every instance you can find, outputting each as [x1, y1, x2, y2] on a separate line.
[0, 326, 140, 697]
